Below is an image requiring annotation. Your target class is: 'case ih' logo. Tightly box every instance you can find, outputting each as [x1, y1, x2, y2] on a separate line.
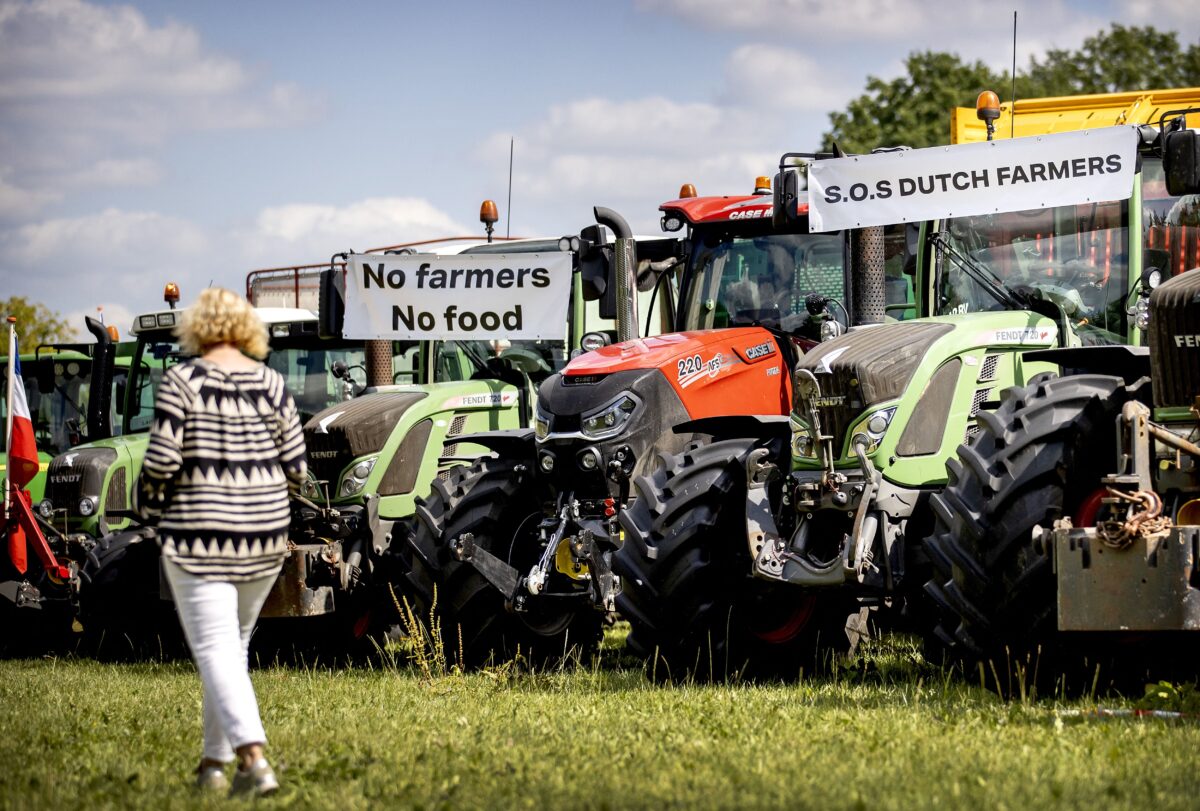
[744, 341, 775, 360]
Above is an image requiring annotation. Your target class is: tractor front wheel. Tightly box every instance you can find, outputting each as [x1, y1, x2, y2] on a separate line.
[615, 438, 860, 681]
[402, 457, 601, 669]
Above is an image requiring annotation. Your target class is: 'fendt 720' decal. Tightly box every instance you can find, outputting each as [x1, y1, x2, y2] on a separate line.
[978, 326, 1057, 346]
[677, 353, 731, 388]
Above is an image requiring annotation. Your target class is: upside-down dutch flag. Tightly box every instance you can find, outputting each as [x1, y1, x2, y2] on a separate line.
[6, 331, 38, 490]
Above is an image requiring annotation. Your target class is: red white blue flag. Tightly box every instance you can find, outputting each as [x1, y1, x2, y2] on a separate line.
[6, 329, 38, 490]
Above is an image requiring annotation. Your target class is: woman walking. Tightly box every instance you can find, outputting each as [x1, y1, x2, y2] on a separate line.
[135, 287, 306, 796]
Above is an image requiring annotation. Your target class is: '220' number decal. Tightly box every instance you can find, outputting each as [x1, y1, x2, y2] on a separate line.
[677, 354, 704, 378]
[677, 353, 724, 387]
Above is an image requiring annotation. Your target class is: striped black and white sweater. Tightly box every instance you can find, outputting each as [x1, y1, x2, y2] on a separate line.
[135, 359, 307, 582]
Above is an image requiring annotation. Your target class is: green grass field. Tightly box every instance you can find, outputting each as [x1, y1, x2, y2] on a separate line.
[4, 630, 1200, 810]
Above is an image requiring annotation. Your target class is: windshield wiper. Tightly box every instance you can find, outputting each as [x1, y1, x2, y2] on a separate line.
[930, 231, 1025, 311]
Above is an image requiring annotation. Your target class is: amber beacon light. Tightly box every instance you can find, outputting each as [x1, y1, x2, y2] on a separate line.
[976, 90, 1002, 141]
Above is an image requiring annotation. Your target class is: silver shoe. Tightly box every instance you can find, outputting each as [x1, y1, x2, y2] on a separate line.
[229, 758, 279, 797]
[195, 765, 228, 792]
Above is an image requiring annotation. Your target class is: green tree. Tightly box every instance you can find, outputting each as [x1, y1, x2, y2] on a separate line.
[1, 297, 71, 351]
[1020, 25, 1200, 98]
[823, 51, 1002, 153]
[823, 24, 1200, 153]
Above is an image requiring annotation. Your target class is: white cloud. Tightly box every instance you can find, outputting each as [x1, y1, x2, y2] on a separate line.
[0, 0, 323, 214]
[721, 44, 856, 111]
[636, 0, 927, 40]
[476, 97, 789, 234]
[67, 158, 162, 188]
[9, 208, 207, 264]
[1121, 1, 1200, 36]
[243, 198, 470, 262]
[0, 167, 59, 219]
[637, 0, 1120, 67]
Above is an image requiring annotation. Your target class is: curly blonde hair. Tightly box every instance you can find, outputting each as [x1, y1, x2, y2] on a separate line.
[175, 287, 269, 360]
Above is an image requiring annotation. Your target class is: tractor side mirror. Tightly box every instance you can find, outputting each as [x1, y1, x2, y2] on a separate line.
[577, 224, 617, 319]
[35, 360, 54, 392]
[1164, 128, 1200, 197]
[772, 169, 802, 229]
[318, 268, 345, 339]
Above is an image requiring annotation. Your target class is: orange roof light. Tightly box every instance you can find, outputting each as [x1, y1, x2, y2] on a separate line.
[678, 183, 697, 199]
[107, 325, 120, 341]
[976, 91, 1001, 123]
[479, 199, 499, 226]
[163, 282, 180, 306]
[753, 176, 771, 195]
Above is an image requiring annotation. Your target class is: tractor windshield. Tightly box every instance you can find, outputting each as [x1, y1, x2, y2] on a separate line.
[0, 356, 95, 455]
[681, 229, 846, 339]
[433, 339, 565, 385]
[123, 333, 421, 432]
[934, 198, 1132, 344]
[266, 338, 422, 425]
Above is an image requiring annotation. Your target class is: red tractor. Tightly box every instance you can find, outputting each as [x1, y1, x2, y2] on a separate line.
[400, 179, 889, 667]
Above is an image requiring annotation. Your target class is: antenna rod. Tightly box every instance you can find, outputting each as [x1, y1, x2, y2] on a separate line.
[1011, 11, 1018, 139]
[506, 137, 514, 239]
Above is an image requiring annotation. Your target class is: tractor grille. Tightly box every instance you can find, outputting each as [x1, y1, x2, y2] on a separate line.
[44, 447, 116, 515]
[1149, 270, 1200, 409]
[105, 467, 128, 512]
[969, 387, 993, 418]
[797, 322, 953, 451]
[978, 354, 1000, 382]
[304, 392, 427, 485]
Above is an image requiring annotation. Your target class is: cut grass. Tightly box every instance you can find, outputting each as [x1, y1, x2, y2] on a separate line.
[2, 631, 1199, 810]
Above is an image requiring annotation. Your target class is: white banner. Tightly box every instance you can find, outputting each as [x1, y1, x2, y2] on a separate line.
[807, 127, 1139, 232]
[342, 252, 573, 340]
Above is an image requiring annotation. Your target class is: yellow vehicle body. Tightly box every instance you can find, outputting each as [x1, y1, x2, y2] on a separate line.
[952, 87, 1200, 143]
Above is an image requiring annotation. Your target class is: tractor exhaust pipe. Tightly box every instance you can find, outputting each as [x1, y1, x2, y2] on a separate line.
[84, 315, 114, 441]
[851, 226, 886, 326]
[365, 340, 392, 388]
[594, 206, 639, 343]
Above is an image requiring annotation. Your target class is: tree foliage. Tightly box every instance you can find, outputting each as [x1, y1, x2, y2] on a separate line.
[824, 52, 1001, 153]
[1, 297, 71, 351]
[823, 24, 1200, 153]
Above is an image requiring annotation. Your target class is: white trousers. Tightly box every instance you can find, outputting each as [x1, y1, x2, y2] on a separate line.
[163, 558, 277, 762]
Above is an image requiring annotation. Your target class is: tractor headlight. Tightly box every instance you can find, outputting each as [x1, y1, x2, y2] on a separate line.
[849, 406, 897, 454]
[339, 456, 378, 497]
[37, 499, 54, 519]
[301, 474, 320, 500]
[791, 418, 817, 459]
[580, 395, 639, 440]
[77, 497, 97, 517]
[534, 402, 550, 441]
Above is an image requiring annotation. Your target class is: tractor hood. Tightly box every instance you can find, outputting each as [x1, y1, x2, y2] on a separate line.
[566, 329, 777, 376]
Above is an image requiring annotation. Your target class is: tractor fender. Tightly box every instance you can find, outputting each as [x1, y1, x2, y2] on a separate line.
[444, 429, 537, 461]
[1022, 345, 1150, 385]
[672, 415, 792, 443]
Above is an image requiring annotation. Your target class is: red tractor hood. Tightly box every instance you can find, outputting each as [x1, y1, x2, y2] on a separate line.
[564, 328, 794, 420]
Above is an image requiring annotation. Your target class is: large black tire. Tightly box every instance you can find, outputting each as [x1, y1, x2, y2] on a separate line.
[402, 458, 602, 669]
[923, 374, 1147, 692]
[615, 439, 861, 682]
[78, 531, 185, 660]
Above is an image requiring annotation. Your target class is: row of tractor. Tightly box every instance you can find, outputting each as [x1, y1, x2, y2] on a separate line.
[5, 89, 1200, 691]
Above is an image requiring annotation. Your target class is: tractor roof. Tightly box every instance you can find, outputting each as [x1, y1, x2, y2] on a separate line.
[660, 193, 809, 226]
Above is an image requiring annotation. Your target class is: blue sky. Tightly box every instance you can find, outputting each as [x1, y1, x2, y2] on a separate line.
[1, 0, 1195, 335]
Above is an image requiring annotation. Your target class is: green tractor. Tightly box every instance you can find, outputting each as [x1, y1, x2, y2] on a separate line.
[286, 226, 681, 653]
[1, 316, 125, 650]
[2, 318, 126, 505]
[398, 178, 887, 669]
[615, 114, 1200, 679]
[924, 117, 1200, 689]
